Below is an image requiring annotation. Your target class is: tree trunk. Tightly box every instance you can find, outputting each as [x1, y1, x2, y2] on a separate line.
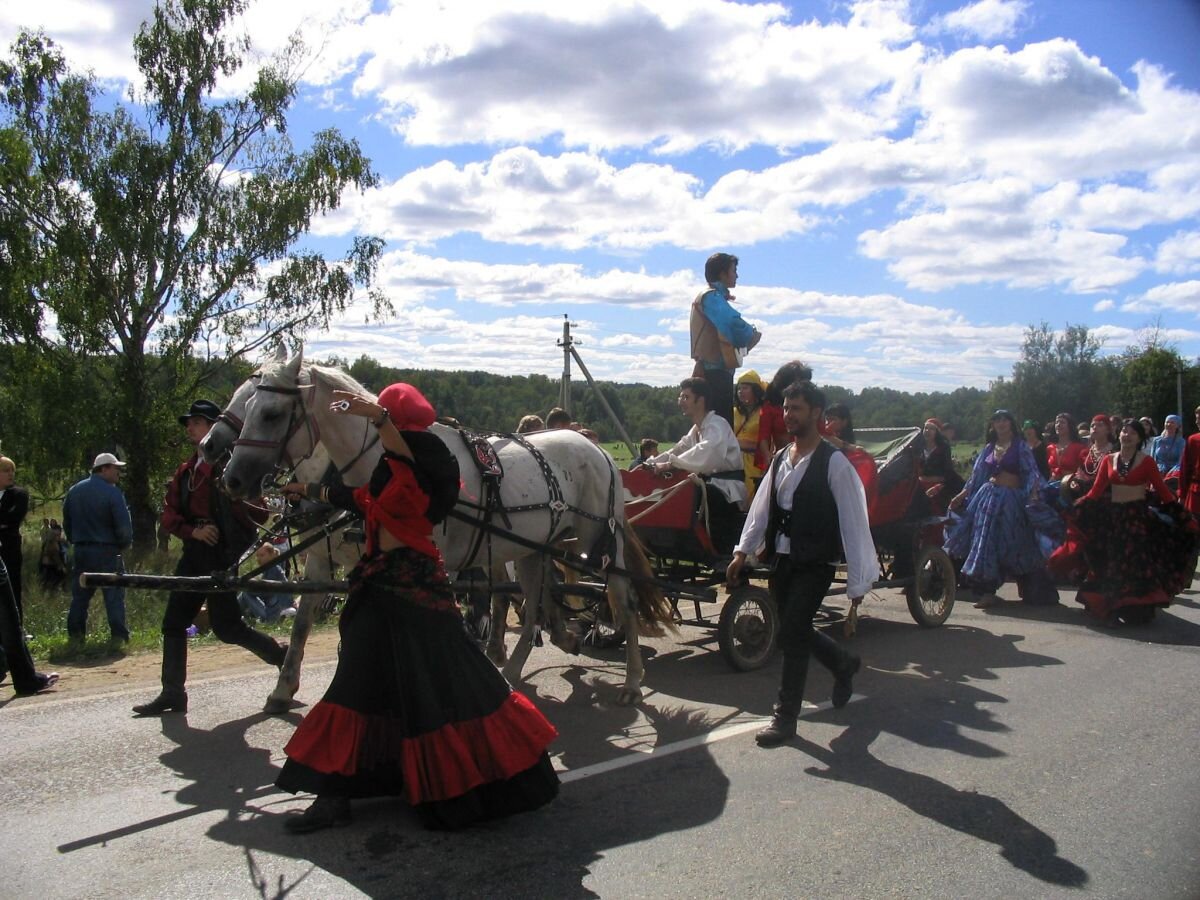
[115, 348, 161, 557]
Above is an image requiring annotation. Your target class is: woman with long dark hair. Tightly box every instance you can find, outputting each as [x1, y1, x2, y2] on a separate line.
[1072, 419, 1197, 624]
[757, 360, 813, 464]
[277, 383, 558, 832]
[1023, 419, 1051, 481]
[1046, 413, 1085, 481]
[945, 410, 1058, 607]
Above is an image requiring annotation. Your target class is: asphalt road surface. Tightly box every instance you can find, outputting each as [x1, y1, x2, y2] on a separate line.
[4, 580, 1199, 899]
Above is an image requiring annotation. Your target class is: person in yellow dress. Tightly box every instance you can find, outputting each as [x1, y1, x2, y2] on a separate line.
[733, 370, 766, 499]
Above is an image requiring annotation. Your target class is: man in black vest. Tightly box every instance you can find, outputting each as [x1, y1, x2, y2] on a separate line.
[133, 400, 283, 716]
[727, 381, 878, 746]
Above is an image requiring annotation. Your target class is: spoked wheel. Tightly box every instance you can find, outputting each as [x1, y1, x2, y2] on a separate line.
[906, 545, 956, 627]
[718, 585, 778, 671]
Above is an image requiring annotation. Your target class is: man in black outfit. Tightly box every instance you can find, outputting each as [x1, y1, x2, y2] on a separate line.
[132, 400, 284, 716]
[0, 456, 30, 620]
[727, 381, 878, 746]
[0, 554, 58, 696]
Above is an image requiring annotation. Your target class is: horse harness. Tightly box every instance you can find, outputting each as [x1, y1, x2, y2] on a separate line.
[451, 427, 619, 575]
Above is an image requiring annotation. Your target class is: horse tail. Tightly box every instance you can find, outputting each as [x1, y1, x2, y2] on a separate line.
[617, 526, 676, 637]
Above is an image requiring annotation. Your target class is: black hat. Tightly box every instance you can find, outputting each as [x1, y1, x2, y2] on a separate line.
[178, 399, 222, 425]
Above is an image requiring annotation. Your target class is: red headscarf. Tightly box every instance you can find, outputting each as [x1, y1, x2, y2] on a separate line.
[1090, 413, 1109, 426]
[377, 383, 436, 431]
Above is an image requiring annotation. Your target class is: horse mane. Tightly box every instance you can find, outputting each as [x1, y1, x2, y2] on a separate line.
[306, 364, 378, 401]
[256, 357, 377, 401]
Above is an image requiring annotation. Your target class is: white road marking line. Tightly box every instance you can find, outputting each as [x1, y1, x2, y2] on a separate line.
[558, 694, 862, 783]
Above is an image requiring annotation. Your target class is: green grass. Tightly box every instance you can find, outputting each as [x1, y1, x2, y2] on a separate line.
[16, 530, 302, 666]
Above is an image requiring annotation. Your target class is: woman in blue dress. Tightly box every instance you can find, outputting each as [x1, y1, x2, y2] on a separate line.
[945, 410, 1060, 608]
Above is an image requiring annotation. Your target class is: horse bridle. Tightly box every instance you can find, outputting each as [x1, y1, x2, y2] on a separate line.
[232, 380, 322, 478]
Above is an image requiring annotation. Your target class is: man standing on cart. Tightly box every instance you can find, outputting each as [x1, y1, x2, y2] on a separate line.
[726, 381, 877, 747]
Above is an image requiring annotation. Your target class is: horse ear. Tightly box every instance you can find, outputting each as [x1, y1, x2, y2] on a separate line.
[271, 343, 287, 363]
[283, 347, 303, 379]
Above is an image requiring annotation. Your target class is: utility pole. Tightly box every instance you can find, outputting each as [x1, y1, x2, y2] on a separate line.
[558, 314, 573, 414]
[556, 315, 637, 458]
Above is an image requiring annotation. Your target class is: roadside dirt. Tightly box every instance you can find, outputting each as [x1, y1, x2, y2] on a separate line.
[2, 627, 343, 702]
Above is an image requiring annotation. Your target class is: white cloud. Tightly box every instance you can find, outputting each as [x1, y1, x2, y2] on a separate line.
[859, 177, 1146, 292]
[926, 0, 1029, 41]
[1156, 229, 1200, 275]
[315, 147, 817, 250]
[307, 249, 1051, 391]
[346, 0, 924, 151]
[1093, 299, 1115, 311]
[1122, 280, 1200, 316]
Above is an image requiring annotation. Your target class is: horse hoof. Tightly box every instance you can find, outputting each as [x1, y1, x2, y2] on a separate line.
[263, 697, 291, 715]
[616, 688, 642, 706]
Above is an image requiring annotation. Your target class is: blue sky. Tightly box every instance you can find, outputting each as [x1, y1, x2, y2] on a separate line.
[5, 0, 1200, 392]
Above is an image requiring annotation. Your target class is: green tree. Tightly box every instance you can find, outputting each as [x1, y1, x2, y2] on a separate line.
[1005, 322, 1118, 426]
[1115, 329, 1199, 427]
[0, 0, 384, 547]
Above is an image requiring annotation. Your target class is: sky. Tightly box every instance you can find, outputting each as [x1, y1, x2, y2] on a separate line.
[4, 0, 1200, 393]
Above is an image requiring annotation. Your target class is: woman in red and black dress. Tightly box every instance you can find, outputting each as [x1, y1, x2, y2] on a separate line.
[1072, 419, 1197, 624]
[1045, 413, 1086, 482]
[1047, 414, 1113, 583]
[278, 383, 558, 832]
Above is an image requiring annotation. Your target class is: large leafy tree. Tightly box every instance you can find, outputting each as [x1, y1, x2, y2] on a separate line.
[0, 0, 385, 547]
[998, 322, 1119, 426]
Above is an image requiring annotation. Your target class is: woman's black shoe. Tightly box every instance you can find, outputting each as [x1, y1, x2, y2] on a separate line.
[284, 796, 352, 834]
[131, 691, 188, 715]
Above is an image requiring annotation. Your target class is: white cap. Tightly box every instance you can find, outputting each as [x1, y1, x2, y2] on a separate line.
[92, 452, 127, 469]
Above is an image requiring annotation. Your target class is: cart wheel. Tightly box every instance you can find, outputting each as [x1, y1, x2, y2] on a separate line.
[718, 585, 778, 671]
[906, 545, 956, 627]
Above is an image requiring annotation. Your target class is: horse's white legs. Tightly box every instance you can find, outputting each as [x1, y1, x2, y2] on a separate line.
[485, 563, 513, 666]
[501, 554, 580, 681]
[264, 550, 332, 714]
[265, 592, 319, 713]
[610, 573, 644, 706]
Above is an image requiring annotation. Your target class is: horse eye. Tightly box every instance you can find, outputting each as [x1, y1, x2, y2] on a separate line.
[262, 410, 282, 423]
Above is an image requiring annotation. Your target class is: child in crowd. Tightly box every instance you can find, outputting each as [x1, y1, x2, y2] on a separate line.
[237, 542, 297, 623]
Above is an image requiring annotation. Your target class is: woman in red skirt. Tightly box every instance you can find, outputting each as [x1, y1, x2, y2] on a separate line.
[278, 383, 558, 832]
[1072, 419, 1197, 625]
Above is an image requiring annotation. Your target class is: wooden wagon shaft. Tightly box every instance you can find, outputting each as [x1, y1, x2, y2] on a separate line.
[80, 572, 349, 594]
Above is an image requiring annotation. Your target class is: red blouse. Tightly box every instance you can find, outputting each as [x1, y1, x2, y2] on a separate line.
[1046, 441, 1086, 480]
[1083, 453, 1177, 505]
[352, 456, 439, 559]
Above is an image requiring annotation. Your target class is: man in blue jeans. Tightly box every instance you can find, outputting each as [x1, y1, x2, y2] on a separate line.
[62, 452, 133, 646]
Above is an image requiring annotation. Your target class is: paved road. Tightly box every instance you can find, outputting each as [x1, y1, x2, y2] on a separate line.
[4, 581, 1200, 899]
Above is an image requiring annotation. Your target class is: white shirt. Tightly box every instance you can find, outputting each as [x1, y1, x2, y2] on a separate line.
[735, 441, 879, 597]
[647, 410, 747, 507]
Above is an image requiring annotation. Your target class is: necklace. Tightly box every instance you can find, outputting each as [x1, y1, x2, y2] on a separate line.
[1080, 443, 1103, 478]
[1117, 451, 1136, 478]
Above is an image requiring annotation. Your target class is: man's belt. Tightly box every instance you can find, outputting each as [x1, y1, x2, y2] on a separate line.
[705, 469, 747, 483]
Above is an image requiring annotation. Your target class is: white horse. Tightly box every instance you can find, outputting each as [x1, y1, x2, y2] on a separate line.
[219, 350, 671, 706]
[198, 347, 370, 713]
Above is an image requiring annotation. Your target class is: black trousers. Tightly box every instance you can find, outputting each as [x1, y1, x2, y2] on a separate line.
[161, 541, 284, 665]
[0, 538, 23, 620]
[0, 553, 39, 692]
[768, 556, 853, 715]
[703, 367, 736, 429]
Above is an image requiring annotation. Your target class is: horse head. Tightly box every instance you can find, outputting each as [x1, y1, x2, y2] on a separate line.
[200, 344, 288, 465]
[222, 347, 317, 499]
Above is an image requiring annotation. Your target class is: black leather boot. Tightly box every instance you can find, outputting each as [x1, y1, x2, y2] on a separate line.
[133, 635, 188, 715]
[832, 654, 861, 709]
[284, 795, 352, 834]
[755, 707, 798, 746]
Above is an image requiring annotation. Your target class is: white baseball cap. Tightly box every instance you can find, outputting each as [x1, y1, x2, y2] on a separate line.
[92, 452, 127, 469]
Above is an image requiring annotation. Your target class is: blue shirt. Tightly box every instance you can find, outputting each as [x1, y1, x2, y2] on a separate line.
[1152, 433, 1184, 473]
[62, 474, 133, 548]
[699, 282, 757, 370]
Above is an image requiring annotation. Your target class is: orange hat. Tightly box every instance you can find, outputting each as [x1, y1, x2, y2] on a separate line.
[924, 417, 942, 429]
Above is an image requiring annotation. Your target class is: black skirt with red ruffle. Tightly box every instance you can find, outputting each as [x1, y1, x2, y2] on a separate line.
[276, 548, 559, 830]
[1073, 498, 1197, 621]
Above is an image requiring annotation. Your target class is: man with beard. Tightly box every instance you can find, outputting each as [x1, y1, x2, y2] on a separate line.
[726, 380, 877, 746]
